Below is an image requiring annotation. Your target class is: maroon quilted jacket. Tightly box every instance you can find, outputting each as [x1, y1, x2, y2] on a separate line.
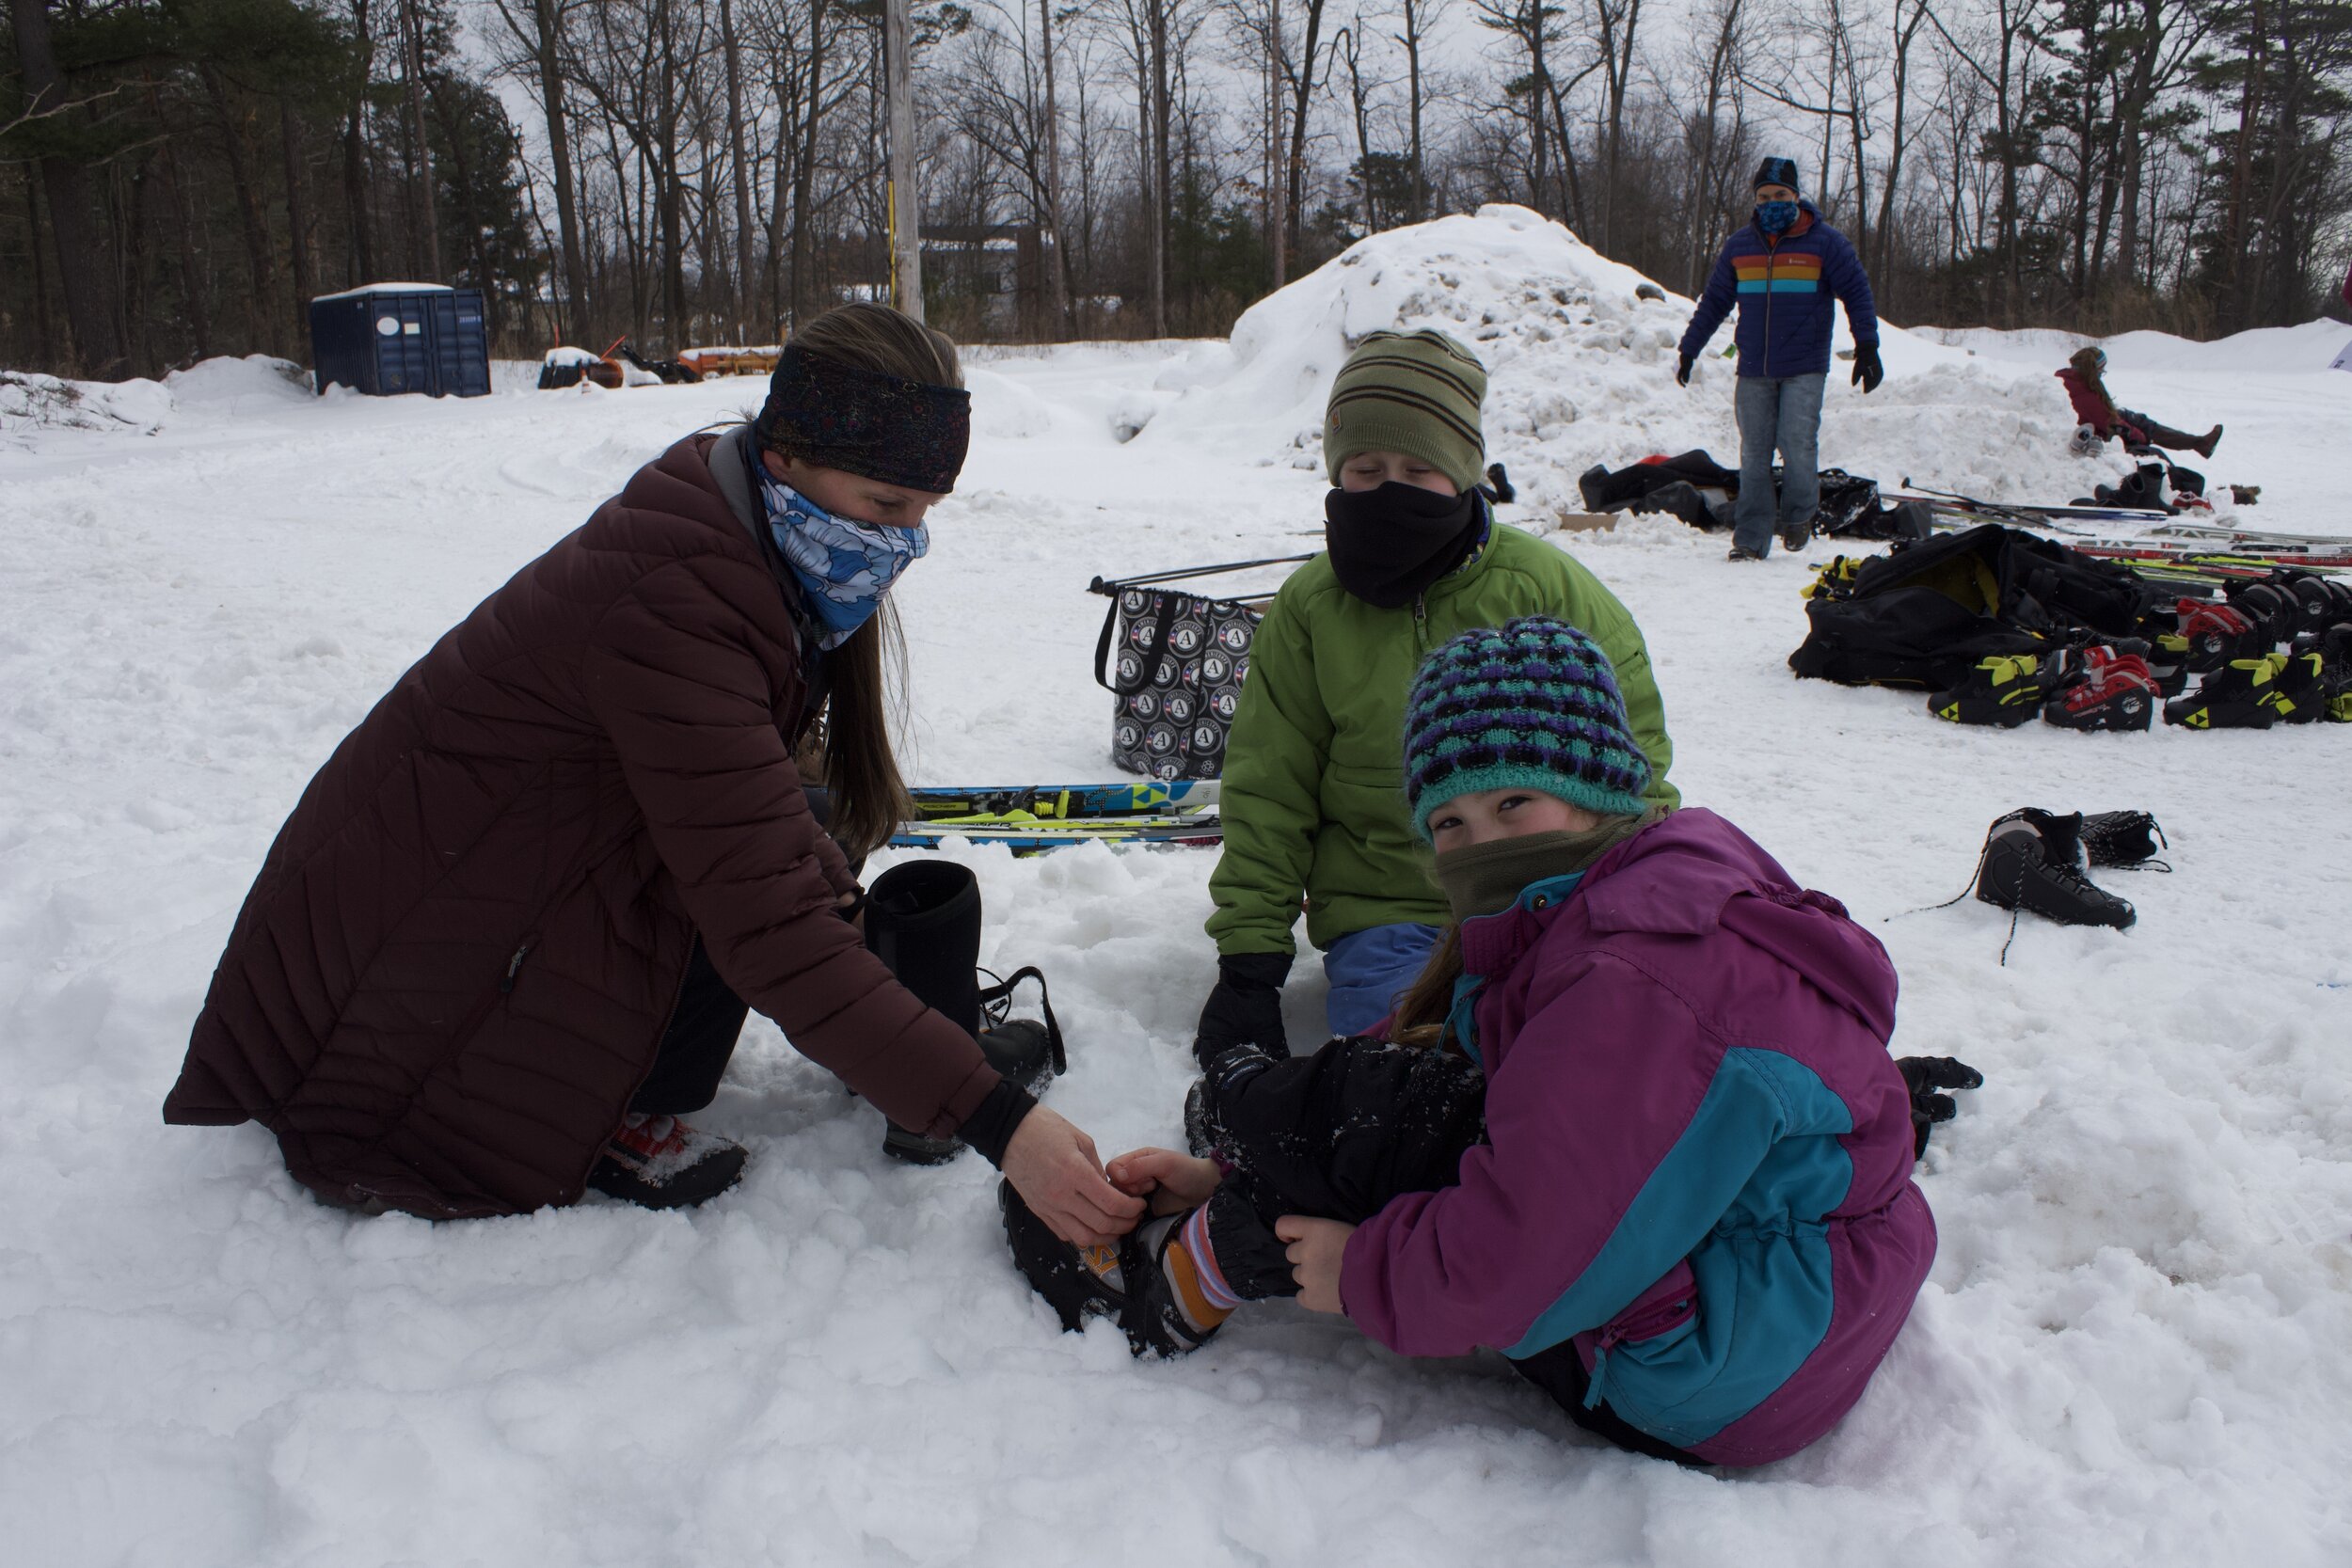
[163, 429, 999, 1217]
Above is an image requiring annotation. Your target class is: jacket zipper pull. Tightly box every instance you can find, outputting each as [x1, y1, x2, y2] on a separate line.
[500, 942, 532, 994]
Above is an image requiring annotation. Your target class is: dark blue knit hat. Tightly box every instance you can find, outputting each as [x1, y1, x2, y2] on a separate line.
[1754, 157, 1802, 195]
[1403, 617, 1651, 842]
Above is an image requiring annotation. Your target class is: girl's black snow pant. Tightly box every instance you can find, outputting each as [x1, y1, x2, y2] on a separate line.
[1193, 1036, 1705, 1466]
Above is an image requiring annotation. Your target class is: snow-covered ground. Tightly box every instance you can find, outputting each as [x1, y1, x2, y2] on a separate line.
[6, 207, 2350, 1566]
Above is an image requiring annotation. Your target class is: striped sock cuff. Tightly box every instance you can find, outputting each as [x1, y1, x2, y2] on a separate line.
[1180, 1204, 1244, 1311]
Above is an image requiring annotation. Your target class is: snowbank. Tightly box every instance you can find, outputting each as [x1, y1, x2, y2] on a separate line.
[1919, 319, 2352, 373]
[1146, 206, 2202, 523]
[0, 370, 172, 440]
[165, 354, 313, 409]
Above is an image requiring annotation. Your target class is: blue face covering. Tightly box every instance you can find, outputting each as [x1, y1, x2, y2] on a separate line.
[756, 467, 930, 648]
[1756, 200, 1800, 236]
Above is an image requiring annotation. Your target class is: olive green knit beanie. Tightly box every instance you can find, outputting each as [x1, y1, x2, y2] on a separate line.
[1323, 329, 1488, 494]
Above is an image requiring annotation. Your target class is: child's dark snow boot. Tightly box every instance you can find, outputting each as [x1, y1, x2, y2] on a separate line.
[2164, 655, 2289, 730]
[865, 863, 1063, 1164]
[2078, 811, 2169, 870]
[1973, 808, 2137, 937]
[2041, 646, 2158, 732]
[586, 1113, 750, 1209]
[1929, 655, 2046, 727]
[998, 1181, 1222, 1357]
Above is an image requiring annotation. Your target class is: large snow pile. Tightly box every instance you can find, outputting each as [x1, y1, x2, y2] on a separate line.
[4, 227, 2351, 1564]
[1145, 205, 2254, 523]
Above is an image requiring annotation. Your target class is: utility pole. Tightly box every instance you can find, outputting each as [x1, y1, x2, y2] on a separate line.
[884, 0, 923, 321]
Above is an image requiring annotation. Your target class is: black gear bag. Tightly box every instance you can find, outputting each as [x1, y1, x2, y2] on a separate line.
[1789, 523, 2162, 690]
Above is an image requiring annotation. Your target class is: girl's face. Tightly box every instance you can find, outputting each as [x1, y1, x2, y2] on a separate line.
[1339, 450, 1458, 497]
[1428, 787, 1603, 851]
[763, 450, 945, 529]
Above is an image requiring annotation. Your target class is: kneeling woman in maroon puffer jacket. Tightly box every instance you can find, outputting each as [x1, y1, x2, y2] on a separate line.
[1008, 617, 1968, 1465]
[164, 304, 1138, 1243]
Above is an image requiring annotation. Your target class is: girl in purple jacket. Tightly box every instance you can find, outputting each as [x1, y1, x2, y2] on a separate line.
[1003, 617, 1964, 1465]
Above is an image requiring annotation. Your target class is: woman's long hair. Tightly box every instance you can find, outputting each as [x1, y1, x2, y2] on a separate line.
[761, 303, 963, 860]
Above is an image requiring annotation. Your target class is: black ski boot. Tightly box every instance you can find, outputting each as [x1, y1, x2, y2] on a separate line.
[2164, 655, 2288, 730]
[1929, 655, 2046, 727]
[2078, 811, 2169, 870]
[866, 863, 1063, 1164]
[998, 1181, 1219, 1357]
[1973, 808, 2137, 934]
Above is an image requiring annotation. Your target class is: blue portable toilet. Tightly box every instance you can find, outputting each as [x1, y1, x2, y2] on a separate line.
[308, 284, 492, 398]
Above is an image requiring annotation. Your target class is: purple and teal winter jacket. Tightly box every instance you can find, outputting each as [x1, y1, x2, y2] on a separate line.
[1340, 809, 1933, 1466]
[1678, 202, 1880, 380]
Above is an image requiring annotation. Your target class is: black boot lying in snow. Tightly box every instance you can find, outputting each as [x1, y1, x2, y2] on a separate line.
[1966, 808, 2137, 962]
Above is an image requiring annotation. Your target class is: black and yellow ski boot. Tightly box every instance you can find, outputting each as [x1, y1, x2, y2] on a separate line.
[1929, 655, 2046, 727]
[2164, 654, 2290, 730]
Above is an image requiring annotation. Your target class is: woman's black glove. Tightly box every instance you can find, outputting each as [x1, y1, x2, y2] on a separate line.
[1896, 1055, 1983, 1159]
[1193, 953, 1292, 1069]
[1851, 342, 1885, 393]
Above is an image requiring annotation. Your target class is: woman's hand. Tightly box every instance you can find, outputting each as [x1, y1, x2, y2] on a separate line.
[1000, 1105, 1145, 1246]
[1274, 1215, 1357, 1314]
[1106, 1147, 1223, 1214]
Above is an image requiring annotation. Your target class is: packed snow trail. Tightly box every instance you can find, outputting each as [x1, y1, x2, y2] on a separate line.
[4, 211, 2350, 1566]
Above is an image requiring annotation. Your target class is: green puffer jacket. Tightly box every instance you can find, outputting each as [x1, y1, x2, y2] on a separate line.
[1207, 524, 1678, 956]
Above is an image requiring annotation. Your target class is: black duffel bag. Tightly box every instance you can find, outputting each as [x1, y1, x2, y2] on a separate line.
[1789, 523, 2161, 690]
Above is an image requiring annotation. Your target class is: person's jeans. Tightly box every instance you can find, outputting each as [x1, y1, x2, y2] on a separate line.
[1322, 922, 1443, 1036]
[1732, 372, 1827, 555]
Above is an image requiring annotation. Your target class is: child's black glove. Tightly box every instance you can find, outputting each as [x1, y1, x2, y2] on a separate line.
[1193, 953, 1292, 1070]
[1675, 351, 1694, 387]
[1896, 1055, 1983, 1159]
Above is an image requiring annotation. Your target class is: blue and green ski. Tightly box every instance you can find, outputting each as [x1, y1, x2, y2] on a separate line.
[907, 781, 1221, 821]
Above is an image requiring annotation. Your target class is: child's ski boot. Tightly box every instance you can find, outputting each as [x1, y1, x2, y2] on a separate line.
[1972, 808, 2137, 932]
[1929, 655, 2046, 727]
[2164, 654, 2289, 730]
[2041, 645, 2159, 732]
[999, 1182, 1219, 1357]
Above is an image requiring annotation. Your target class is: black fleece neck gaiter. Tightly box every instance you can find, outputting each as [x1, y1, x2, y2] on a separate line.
[1323, 483, 1484, 609]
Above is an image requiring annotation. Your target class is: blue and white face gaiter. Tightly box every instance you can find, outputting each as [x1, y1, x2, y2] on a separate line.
[757, 467, 930, 648]
[1756, 200, 1800, 236]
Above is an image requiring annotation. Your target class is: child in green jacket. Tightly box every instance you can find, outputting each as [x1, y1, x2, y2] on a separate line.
[1195, 328, 1677, 1059]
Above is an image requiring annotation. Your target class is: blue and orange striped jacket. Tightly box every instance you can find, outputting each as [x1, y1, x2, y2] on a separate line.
[1679, 202, 1879, 379]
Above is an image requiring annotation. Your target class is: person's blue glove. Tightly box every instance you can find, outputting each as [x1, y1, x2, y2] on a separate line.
[1852, 343, 1884, 393]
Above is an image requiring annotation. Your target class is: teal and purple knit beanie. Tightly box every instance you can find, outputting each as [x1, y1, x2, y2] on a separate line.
[1403, 617, 1651, 842]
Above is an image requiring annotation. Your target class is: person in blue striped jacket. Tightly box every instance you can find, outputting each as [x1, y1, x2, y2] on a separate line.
[1677, 157, 1883, 562]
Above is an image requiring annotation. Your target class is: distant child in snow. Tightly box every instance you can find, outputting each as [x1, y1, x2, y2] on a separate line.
[1008, 619, 1968, 1466]
[1677, 156, 1884, 562]
[1194, 328, 1677, 1058]
[2057, 345, 2221, 459]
